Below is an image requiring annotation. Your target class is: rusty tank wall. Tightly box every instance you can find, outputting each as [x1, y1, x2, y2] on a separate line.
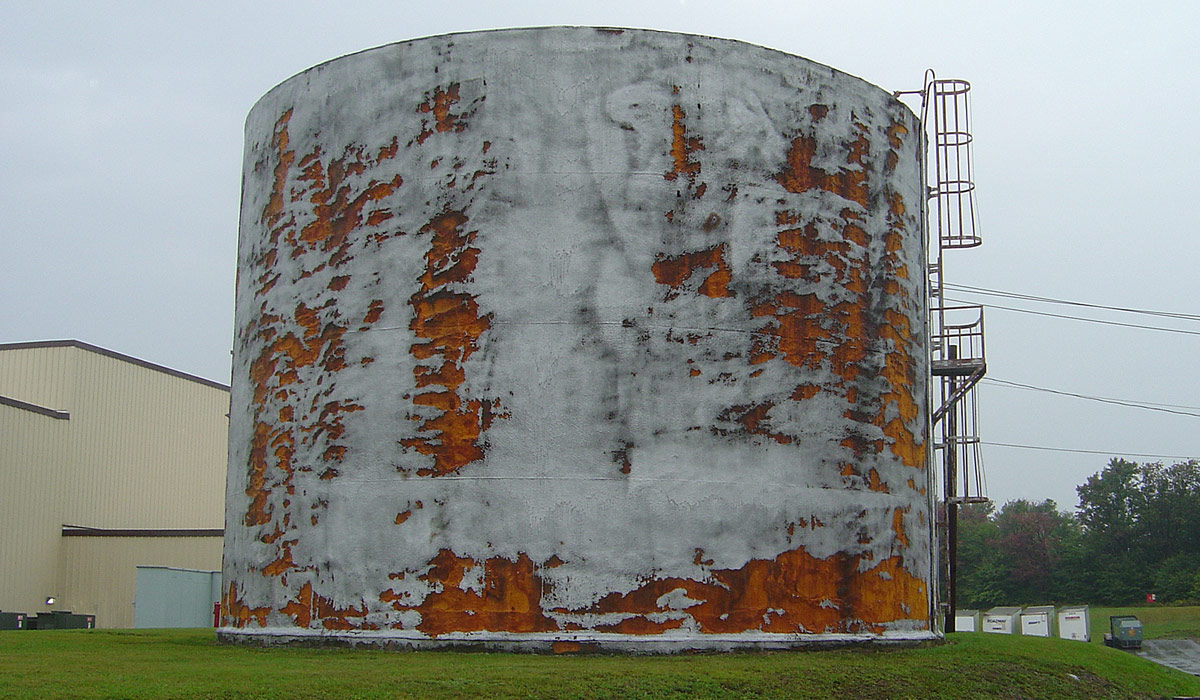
[221, 27, 933, 651]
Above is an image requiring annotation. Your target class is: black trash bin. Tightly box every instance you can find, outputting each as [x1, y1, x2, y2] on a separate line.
[36, 611, 96, 630]
[0, 612, 27, 630]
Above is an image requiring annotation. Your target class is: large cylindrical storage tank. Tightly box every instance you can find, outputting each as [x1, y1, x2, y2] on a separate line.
[221, 27, 933, 651]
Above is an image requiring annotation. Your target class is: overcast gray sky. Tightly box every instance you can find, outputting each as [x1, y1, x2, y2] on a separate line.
[2, 1, 1196, 511]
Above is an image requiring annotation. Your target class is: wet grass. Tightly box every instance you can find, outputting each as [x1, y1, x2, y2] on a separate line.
[2, 628, 1199, 699]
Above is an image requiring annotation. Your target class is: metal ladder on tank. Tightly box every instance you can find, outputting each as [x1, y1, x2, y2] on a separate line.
[898, 71, 989, 634]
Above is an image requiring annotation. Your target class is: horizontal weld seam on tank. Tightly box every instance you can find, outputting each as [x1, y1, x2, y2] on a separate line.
[346, 320, 872, 343]
[407, 170, 671, 178]
[282, 476, 918, 492]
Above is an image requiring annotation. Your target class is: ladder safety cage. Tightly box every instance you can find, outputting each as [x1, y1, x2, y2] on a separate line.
[897, 70, 991, 633]
[906, 70, 989, 506]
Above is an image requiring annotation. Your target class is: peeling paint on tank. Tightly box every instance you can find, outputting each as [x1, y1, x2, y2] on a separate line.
[665, 102, 703, 184]
[651, 244, 733, 299]
[402, 205, 506, 477]
[223, 28, 933, 650]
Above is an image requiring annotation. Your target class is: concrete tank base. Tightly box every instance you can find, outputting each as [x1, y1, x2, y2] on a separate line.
[217, 627, 940, 653]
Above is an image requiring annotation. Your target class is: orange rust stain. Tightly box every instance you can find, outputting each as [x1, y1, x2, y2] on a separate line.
[362, 299, 385, 325]
[866, 469, 888, 493]
[886, 122, 909, 149]
[866, 181, 925, 472]
[612, 441, 633, 475]
[261, 109, 295, 233]
[241, 107, 403, 571]
[664, 103, 703, 183]
[279, 132, 403, 269]
[382, 550, 557, 636]
[790, 384, 820, 401]
[552, 641, 583, 654]
[596, 616, 687, 635]
[403, 208, 505, 476]
[366, 210, 393, 227]
[715, 402, 792, 445]
[843, 223, 869, 247]
[376, 546, 926, 637]
[885, 151, 899, 173]
[244, 421, 275, 527]
[296, 167, 402, 267]
[416, 83, 470, 145]
[841, 433, 884, 461]
[261, 542, 297, 577]
[377, 139, 398, 161]
[222, 583, 270, 628]
[741, 117, 920, 468]
[748, 292, 827, 369]
[414, 362, 466, 389]
[872, 307, 923, 469]
[282, 581, 369, 630]
[651, 244, 732, 298]
[774, 135, 868, 206]
[395, 509, 413, 525]
[559, 547, 927, 635]
[892, 508, 910, 548]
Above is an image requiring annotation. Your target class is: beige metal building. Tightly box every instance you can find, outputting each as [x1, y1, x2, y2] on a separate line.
[0, 340, 228, 628]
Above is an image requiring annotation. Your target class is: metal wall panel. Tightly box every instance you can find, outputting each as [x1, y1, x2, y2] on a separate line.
[60, 538, 224, 629]
[58, 348, 228, 529]
[0, 343, 229, 626]
[0, 403, 71, 616]
[0, 345, 79, 410]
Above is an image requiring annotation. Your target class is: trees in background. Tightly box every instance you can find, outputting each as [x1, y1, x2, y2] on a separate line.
[955, 499, 1084, 608]
[954, 458, 1200, 608]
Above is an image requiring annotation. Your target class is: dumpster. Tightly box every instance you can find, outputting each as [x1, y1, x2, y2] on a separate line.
[1104, 615, 1142, 649]
[36, 611, 95, 630]
[1057, 605, 1090, 642]
[1020, 605, 1055, 637]
[983, 606, 1023, 634]
[0, 612, 27, 630]
[954, 609, 981, 632]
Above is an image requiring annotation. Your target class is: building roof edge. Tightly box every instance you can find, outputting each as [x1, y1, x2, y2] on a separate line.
[0, 340, 229, 392]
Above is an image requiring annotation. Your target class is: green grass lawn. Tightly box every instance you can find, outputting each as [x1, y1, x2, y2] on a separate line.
[1, 628, 1198, 699]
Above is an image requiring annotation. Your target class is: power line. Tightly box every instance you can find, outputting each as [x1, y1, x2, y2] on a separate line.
[944, 297, 1200, 336]
[982, 377, 1200, 418]
[944, 283, 1200, 322]
[982, 441, 1195, 461]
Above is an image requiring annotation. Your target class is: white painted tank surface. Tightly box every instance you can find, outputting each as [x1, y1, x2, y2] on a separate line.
[221, 27, 931, 651]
